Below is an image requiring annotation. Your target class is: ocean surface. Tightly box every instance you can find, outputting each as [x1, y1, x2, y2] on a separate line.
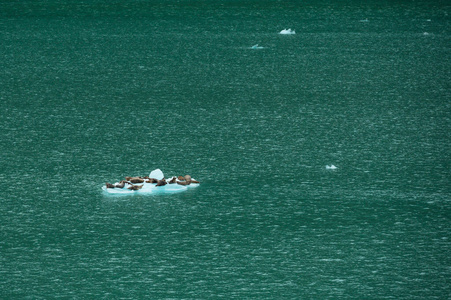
[1, 0, 450, 298]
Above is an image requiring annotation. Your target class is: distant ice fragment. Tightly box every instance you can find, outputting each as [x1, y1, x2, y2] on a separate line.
[326, 165, 337, 170]
[251, 44, 264, 49]
[149, 168, 164, 180]
[279, 28, 295, 35]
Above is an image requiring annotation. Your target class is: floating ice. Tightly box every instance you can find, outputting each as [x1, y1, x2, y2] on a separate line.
[279, 28, 295, 35]
[102, 182, 197, 195]
[102, 169, 199, 195]
[251, 44, 264, 49]
[149, 168, 164, 180]
[326, 165, 337, 170]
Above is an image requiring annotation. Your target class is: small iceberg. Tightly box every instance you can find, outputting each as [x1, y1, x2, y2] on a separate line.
[326, 165, 338, 170]
[279, 28, 295, 35]
[149, 168, 164, 180]
[251, 44, 264, 49]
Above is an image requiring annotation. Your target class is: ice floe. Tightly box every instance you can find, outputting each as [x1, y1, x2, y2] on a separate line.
[102, 169, 199, 195]
[279, 28, 295, 35]
[251, 44, 264, 49]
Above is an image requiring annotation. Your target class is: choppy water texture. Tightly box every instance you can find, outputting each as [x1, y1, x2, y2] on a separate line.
[1, 1, 450, 298]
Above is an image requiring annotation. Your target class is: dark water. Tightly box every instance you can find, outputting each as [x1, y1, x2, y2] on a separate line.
[1, 1, 450, 298]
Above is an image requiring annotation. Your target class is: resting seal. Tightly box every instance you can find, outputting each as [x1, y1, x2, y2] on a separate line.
[168, 177, 177, 184]
[128, 184, 143, 191]
[146, 178, 158, 183]
[114, 180, 127, 188]
[183, 175, 199, 183]
[126, 177, 145, 183]
[156, 179, 167, 187]
[177, 175, 193, 186]
[105, 182, 115, 189]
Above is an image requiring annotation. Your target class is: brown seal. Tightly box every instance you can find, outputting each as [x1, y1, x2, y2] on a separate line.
[176, 175, 199, 185]
[114, 180, 127, 188]
[105, 182, 115, 188]
[184, 175, 199, 183]
[128, 184, 143, 191]
[146, 178, 158, 183]
[168, 177, 177, 184]
[126, 177, 145, 183]
[177, 175, 192, 186]
[156, 179, 167, 187]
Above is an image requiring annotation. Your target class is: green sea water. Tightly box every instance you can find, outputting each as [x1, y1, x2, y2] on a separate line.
[1, 1, 450, 298]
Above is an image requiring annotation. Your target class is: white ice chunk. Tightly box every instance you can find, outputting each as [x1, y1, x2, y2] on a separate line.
[326, 165, 337, 170]
[251, 44, 264, 49]
[149, 169, 164, 180]
[279, 28, 295, 35]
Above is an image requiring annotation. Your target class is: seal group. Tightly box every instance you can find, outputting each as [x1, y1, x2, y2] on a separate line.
[105, 174, 199, 191]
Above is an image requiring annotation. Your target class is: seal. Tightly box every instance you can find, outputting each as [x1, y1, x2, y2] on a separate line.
[128, 184, 143, 191]
[105, 182, 115, 188]
[146, 178, 158, 183]
[126, 177, 145, 183]
[156, 179, 167, 187]
[168, 177, 177, 184]
[177, 175, 192, 186]
[114, 180, 127, 188]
